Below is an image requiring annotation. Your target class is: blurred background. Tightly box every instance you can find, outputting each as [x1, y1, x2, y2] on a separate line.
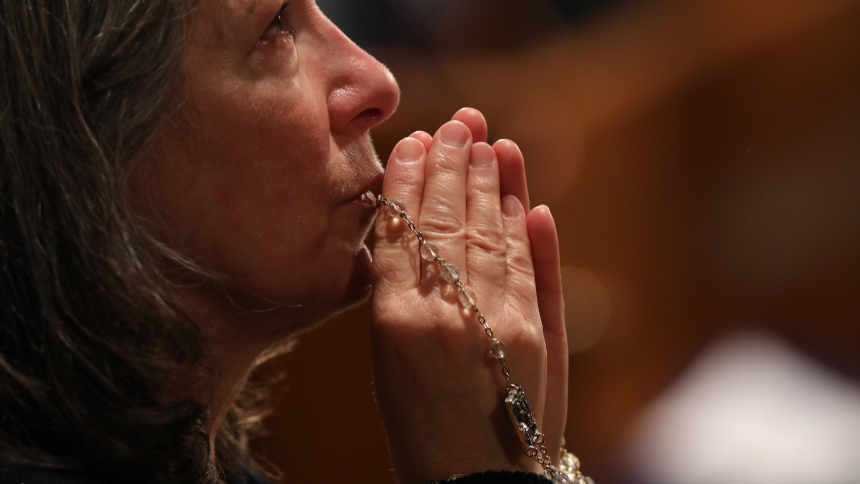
[257, 1, 860, 482]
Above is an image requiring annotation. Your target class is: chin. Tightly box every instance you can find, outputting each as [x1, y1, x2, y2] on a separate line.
[302, 244, 373, 325]
[291, 254, 370, 342]
[252, 242, 375, 340]
[338, 245, 374, 308]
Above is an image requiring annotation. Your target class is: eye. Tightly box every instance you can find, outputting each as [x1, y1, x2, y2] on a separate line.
[262, 2, 295, 40]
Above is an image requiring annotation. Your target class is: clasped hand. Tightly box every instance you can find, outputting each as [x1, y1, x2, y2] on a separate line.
[372, 108, 568, 484]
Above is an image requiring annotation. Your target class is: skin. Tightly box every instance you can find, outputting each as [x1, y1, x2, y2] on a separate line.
[135, 0, 399, 449]
[373, 114, 568, 482]
[134, 0, 568, 480]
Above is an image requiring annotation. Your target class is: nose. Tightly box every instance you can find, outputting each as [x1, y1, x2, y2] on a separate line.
[317, 11, 400, 135]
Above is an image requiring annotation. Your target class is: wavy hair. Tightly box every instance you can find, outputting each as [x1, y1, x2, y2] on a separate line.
[0, 1, 268, 482]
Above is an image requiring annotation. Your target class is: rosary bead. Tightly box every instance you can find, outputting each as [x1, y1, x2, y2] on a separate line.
[458, 288, 477, 308]
[442, 263, 460, 283]
[420, 242, 439, 262]
[386, 199, 405, 217]
[489, 338, 506, 359]
[560, 451, 580, 472]
[381, 197, 590, 482]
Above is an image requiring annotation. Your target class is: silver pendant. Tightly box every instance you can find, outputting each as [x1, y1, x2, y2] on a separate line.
[504, 384, 541, 452]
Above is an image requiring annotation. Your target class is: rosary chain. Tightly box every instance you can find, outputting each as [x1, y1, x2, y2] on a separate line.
[377, 196, 593, 484]
[378, 197, 511, 373]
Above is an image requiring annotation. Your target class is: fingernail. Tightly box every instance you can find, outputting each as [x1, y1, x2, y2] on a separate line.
[471, 143, 495, 167]
[440, 122, 470, 148]
[397, 138, 423, 163]
[502, 195, 524, 218]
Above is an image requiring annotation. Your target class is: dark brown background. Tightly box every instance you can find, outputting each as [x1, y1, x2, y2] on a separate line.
[257, 1, 860, 482]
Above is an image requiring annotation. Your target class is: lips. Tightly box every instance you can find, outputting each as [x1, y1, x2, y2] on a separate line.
[343, 172, 383, 207]
[337, 137, 385, 206]
[350, 190, 378, 209]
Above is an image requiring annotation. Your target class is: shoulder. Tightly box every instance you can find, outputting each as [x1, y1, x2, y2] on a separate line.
[0, 468, 104, 484]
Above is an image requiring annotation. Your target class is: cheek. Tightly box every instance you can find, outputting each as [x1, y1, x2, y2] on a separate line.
[140, 84, 355, 305]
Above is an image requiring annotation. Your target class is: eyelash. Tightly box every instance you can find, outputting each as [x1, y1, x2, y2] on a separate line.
[262, 2, 295, 40]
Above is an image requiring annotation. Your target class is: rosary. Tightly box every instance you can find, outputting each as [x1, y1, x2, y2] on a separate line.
[377, 195, 593, 484]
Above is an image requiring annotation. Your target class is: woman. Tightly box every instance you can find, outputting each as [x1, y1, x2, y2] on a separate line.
[0, 0, 572, 483]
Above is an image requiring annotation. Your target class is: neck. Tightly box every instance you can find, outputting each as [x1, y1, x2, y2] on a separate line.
[181, 287, 306, 461]
[204, 326, 267, 459]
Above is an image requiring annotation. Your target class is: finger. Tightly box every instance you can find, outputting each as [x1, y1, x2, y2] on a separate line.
[452, 107, 489, 144]
[373, 137, 427, 289]
[527, 205, 567, 462]
[419, 121, 472, 287]
[493, 139, 530, 211]
[465, 143, 506, 302]
[501, 195, 536, 311]
[409, 130, 433, 152]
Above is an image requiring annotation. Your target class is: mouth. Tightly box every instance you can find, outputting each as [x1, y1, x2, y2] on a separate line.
[349, 190, 378, 209]
[343, 172, 384, 209]
[337, 136, 386, 209]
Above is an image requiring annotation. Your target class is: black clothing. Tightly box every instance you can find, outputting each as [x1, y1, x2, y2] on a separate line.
[0, 468, 103, 484]
[0, 467, 553, 484]
[0, 466, 268, 484]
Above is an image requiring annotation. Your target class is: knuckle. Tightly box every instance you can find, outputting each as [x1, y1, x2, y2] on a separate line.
[467, 224, 505, 251]
[392, 168, 424, 187]
[469, 174, 498, 196]
[436, 145, 469, 165]
[506, 253, 534, 278]
[503, 220, 528, 242]
[430, 150, 467, 175]
[421, 206, 465, 237]
[467, 239, 507, 261]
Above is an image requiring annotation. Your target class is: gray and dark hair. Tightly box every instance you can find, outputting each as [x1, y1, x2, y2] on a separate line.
[0, 1, 266, 482]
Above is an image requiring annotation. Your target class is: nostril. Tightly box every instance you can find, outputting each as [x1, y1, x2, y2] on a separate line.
[359, 108, 382, 122]
[350, 108, 385, 129]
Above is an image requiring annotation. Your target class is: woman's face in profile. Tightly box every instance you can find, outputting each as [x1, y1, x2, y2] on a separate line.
[135, 0, 399, 320]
